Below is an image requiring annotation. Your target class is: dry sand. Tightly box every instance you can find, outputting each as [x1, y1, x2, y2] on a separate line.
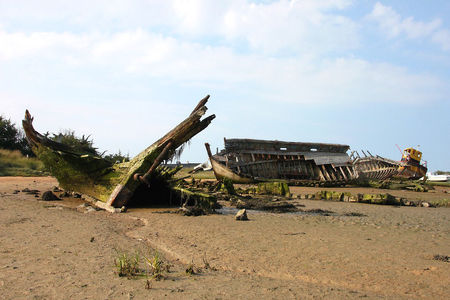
[0, 177, 449, 299]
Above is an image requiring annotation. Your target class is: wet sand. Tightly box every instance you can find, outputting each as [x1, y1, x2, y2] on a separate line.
[0, 177, 449, 299]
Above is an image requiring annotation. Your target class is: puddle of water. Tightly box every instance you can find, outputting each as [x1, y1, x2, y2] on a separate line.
[126, 207, 179, 214]
[215, 207, 262, 215]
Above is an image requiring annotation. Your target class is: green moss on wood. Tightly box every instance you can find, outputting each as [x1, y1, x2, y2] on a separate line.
[256, 182, 290, 197]
[220, 178, 236, 195]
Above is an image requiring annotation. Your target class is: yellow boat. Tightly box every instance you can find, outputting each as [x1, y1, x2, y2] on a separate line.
[397, 147, 427, 179]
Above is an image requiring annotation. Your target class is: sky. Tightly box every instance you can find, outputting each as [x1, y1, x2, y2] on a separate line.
[1, 0, 449, 171]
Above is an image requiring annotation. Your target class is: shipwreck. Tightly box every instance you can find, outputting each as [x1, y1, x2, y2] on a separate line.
[351, 147, 427, 181]
[23, 95, 216, 211]
[205, 139, 427, 184]
[205, 138, 358, 184]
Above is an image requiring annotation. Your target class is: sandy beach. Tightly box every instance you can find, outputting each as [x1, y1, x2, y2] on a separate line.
[0, 177, 449, 299]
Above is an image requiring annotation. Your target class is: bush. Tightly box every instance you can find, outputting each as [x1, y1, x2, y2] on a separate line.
[49, 130, 99, 156]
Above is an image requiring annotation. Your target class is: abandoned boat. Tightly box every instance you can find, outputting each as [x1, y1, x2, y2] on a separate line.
[352, 147, 427, 181]
[205, 138, 357, 184]
[397, 147, 427, 179]
[23, 95, 216, 210]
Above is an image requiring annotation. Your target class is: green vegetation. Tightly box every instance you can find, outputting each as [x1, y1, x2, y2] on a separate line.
[144, 251, 165, 280]
[435, 170, 450, 175]
[359, 193, 401, 205]
[1, 113, 129, 177]
[114, 249, 141, 278]
[426, 198, 450, 207]
[426, 181, 450, 187]
[0, 149, 48, 176]
[113, 249, 167, 280]
[0, 115, 33, 156]
[357, 179, 431, 192]
[49, 129, 130, 163]
[309, 190, 449, 207]
[219, 178, 236, 195]
[174, 167, 216, 180]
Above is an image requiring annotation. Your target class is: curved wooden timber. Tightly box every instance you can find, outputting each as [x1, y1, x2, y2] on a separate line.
[23, 95, 216, 209]
[205, 143, 255, 183]
[353, 156, 400, 180]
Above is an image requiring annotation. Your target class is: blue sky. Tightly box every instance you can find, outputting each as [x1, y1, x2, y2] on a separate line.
[1, 0, 449, 171]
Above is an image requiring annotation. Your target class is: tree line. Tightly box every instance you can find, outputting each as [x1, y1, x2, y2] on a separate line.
[0, 115, 33, 156]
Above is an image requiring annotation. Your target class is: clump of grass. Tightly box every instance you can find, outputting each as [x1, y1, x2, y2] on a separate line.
[144, 251, 165, 280]
[342, 212, 367, 217]
[427, 198, 450, 207]
[0, 149, 48, 176]
[185, 260, 196, 275]
[433, 254, 449, 262]
[113, 248, 171, 283]
[202, 254, 211, 270]
[113, 249, 141, 278]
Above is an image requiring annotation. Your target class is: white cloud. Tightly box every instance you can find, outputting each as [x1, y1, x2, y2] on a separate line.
[0, 30, 89, 60]
[0, 0, 448, 112]
[220, 0, 358, 54]
[368, 2, 450, 51]
[369, 2, 441, 39]
[0, 0, 357, 55]
[432, 29, 450, 51]
[0, 26, 445, 106]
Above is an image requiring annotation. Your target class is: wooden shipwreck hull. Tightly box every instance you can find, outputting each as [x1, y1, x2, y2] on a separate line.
[23, 95, 216, 210]
[205, 138, 358, 184]
[351, 149, 427, 181]
[352, 155, 400, 181]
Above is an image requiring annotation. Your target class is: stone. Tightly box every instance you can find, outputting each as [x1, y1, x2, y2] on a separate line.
[41, 191, 60, 201]
[85, 206, 97, 213]
[421, 202, 430, 208]
[235, 209, 248, 221]
[52, 186, 62, 192]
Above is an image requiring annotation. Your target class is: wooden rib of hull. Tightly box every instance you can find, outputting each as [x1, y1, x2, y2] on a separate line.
[209, 156, 255, 184]
[353, 156, 400, 181]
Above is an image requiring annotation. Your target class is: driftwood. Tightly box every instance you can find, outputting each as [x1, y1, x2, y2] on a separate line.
[23, 95, 215, 209]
